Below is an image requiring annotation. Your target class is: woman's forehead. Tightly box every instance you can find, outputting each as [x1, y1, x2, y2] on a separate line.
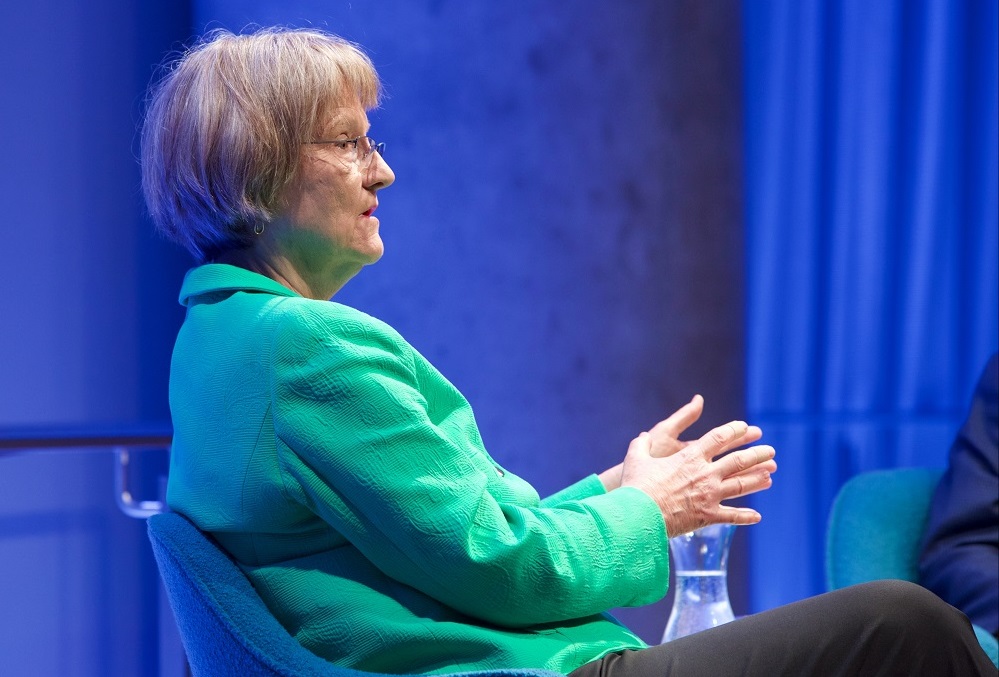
[322, 105, 369, 133]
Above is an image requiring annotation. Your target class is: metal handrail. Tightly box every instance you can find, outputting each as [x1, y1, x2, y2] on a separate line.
[0, 424, 172, 450]
[114, 446, 169, 518]
[0, 424, 173, 518]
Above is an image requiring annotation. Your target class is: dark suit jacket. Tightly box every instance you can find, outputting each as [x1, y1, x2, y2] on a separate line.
[919, 353, 999, 635]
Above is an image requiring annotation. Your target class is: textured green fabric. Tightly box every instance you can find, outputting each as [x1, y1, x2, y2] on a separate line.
[167, 264, 670, 675]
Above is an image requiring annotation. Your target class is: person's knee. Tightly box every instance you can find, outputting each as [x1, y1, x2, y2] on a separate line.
[854, 580, 969, 637]
[863, 580, 950, 613]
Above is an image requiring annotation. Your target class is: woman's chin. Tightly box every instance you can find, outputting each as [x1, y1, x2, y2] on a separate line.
[363, 236, 385, 264]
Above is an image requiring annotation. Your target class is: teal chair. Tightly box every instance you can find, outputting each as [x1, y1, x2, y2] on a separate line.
[826, 468, 998, 668]
[148, 511, 565, 677]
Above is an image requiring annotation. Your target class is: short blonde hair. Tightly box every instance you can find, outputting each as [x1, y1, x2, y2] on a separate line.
[141, 27, 381, 261]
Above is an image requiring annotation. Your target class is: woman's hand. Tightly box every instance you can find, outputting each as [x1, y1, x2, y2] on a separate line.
[646, 394, 705, 458]
[647, 394, 763, 457]
[619, 422, 776, 537]
[598, 395, 764, 491]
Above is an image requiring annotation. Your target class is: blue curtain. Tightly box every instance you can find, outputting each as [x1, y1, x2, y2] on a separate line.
[743, 0, 998, 612]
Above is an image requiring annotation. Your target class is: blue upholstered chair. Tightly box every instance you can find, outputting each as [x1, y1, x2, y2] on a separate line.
[148, 511, 565, 677]
[825, 468, 998, 668]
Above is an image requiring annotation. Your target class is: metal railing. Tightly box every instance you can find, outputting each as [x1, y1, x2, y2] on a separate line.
[0, 423, 172, 518]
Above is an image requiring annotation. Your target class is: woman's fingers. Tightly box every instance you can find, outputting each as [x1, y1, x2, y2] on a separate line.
[692, 420, 750, 458]
[647, 395, 704, 457]
[715, 445, 775, 477]
[655, 394, 704, 437]
[625, 431, 652, 456]
[691, 421, 766, 459]
[713, 506, 763, 526]
[725, 457, 778, 480]
[724, 425, 763, 453]
[718, 461, 775, 499]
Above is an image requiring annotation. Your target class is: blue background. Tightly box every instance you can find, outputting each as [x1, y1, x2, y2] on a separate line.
[0, 0, 994, 674]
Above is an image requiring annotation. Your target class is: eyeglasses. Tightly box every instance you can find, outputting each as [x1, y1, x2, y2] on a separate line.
[305, 135, 385, 166]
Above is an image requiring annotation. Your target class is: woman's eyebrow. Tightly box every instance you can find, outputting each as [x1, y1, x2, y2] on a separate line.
[325, 109, 370, 133]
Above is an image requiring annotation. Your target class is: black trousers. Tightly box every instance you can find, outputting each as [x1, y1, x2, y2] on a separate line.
[570, 581, 994, 677]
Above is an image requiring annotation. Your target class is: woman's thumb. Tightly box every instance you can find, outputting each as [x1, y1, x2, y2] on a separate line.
[626, 431, 652, 458]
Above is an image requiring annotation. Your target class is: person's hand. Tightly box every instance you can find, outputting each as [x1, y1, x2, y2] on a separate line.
[598, 395, 763, 491]
[645, 394, 705, 458]
[648, 394, 763, 458]
[619, 422, 776, 536]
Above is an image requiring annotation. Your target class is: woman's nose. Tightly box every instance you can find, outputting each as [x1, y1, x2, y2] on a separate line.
[366, 153, 395, 191]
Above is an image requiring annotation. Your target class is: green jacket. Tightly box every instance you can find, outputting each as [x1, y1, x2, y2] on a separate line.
[167, 264, 670, 675]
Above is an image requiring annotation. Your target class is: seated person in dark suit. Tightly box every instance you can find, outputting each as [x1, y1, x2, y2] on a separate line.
[920, 353, 999, 637]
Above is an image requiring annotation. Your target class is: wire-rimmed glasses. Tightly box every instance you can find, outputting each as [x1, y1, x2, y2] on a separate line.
[305, 135, 385, 167]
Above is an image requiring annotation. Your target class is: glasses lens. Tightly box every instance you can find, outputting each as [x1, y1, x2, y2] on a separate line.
[358, 136, 373, 161]
[359, 137, 385, 166]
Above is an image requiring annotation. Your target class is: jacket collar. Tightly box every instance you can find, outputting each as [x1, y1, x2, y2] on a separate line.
[178, 264, 301, 307]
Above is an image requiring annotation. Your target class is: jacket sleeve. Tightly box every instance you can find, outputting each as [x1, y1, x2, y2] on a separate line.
[541, 474, 608, 508]
[919, 354, 999, 635]
[270, 306, 669, 628]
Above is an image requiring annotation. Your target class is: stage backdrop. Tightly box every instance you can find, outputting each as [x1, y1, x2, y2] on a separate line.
[743, 0, 998, 612]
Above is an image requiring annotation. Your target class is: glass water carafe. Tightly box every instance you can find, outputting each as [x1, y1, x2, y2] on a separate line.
[661, 523, 736, 642]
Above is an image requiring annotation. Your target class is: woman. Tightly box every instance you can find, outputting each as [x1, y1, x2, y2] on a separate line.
[142, 27, 993, 676]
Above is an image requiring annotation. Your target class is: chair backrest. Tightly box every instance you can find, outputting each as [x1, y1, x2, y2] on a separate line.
[148, 512, 564, 677]
[825, 468, 999, 668]
[148, 511, 357, 676]
[825, 468, 943, 591]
